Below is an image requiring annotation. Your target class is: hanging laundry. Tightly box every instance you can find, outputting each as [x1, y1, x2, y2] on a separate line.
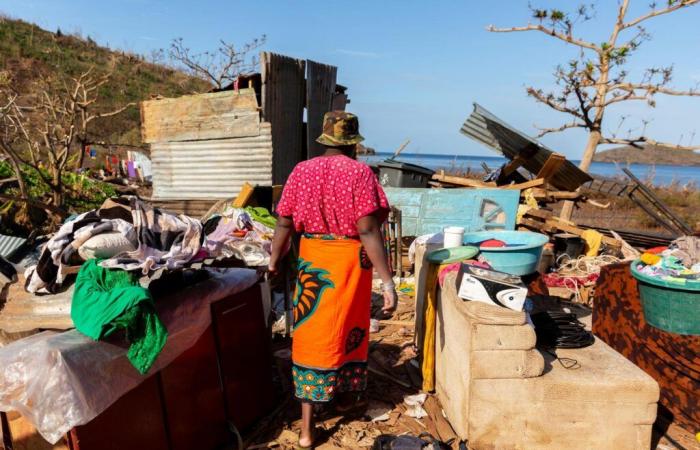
[127, 161, 136, 178]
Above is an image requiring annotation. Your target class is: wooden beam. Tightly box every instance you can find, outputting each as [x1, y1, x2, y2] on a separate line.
[501, 155, 526, 177]
[432, 172, 496, 188]
[232, 182, 255, 208]
[522, 208, 553, 220]
[530, 189, 583, 201]
[544, 218, 621, 247]
[536, 153, 566, 181]
[504, 178, 545, 190]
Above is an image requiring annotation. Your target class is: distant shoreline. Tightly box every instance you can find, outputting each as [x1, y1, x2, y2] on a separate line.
[592, 145, 700, 167]
[369, 150, 700, 168]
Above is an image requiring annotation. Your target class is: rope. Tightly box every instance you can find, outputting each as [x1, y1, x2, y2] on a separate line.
[552, 255, 622, 305]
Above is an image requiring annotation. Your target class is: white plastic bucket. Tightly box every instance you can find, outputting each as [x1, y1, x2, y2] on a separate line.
[443, 226, 465, 249]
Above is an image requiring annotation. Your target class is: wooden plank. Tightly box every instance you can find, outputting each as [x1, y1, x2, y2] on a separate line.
[535, 153, 566, 181]
[530, 189, 582, 200]
[306, 60, 338, 158]
[232, 182, 255, 208]
[140, 89, 260, 143]
[544, 218, 621, 247]
[523, 208, 553, 220]
[432, 172, 496, 188]
[503, 178, 545, 190]
[261, 52, 306, 185]
[501, 155, 525, 177]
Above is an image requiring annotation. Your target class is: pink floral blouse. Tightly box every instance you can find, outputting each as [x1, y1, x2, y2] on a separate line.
[276, 155, 390, 236]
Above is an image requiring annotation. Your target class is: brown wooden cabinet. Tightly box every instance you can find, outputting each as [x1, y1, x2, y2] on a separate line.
[58, 282, 275, 450]
[212, 284, 275, 432]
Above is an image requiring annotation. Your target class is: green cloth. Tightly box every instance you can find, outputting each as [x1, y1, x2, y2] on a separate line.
[245, 206, 277, 229]
[71, 259, 167, 374]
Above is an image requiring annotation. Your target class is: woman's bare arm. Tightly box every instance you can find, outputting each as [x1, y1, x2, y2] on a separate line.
[269, 216, 295, 275]
[357, 214, 397, 315]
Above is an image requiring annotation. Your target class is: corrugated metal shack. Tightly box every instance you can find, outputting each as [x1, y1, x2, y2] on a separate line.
[141, 51, 348, 216]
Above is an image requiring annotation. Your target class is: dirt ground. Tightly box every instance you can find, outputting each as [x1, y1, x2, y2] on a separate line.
[241, 285, 700, 450]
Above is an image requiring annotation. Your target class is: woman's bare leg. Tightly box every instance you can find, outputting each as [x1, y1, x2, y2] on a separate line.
[299, 402, 315, 447]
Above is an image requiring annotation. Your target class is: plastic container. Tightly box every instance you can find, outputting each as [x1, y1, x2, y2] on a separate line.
[630, 260, 700, 335]
[462, 230, 549, 276]
[427, 246, 479, 264]
[377, 159, 435, 188]
[443, 226, 465, 249]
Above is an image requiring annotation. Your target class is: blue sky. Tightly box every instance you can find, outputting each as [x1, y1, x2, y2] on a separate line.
[2, 0, 700, 158]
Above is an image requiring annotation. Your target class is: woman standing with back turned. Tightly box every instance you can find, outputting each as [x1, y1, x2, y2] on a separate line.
[269, 111, 397, 449]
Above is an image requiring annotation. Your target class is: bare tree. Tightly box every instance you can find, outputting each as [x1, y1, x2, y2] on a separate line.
[488, 1, 700, 219]
[167, 35, 266, 90]
[0, 69, 134, 212]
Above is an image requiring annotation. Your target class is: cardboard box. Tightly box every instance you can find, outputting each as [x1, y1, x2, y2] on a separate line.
[456, 263, 528, 311]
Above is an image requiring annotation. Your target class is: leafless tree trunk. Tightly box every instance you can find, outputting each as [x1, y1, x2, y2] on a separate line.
[489, 0, 700, 220]
[0, 69, 135, 215]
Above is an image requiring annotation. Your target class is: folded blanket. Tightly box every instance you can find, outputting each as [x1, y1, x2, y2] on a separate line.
[25, 196, 203, 294]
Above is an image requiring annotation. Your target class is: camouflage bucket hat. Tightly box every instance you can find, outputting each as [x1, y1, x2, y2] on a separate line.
[316, 111, 365, 147]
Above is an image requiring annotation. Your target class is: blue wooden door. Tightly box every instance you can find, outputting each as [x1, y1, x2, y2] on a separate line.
[384, 188, 520, 236]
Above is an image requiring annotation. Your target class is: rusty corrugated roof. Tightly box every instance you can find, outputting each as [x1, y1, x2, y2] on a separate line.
[460, 103, 592, 191]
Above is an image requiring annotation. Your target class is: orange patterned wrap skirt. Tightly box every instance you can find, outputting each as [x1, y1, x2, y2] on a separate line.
[291, 234, 373, 402]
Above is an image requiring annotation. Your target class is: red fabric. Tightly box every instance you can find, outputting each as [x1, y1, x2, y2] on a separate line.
[542, 272, 599, 288]
[479, 239, 506, 248]
[645, 246, 667, 254]
[593, 263, 700, 431]
[276, 155, 389, 236]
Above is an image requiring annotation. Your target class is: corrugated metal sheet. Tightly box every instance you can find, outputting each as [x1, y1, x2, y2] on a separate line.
[460, 103, 592, 191]
[150, 122, 273, 200]
[261, 52, 306, 185]
[0, 234, 27, 258]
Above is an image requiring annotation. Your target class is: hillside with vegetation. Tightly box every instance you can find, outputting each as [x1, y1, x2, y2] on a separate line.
[0, 16, 214, 235]
[593, 145, 700, 166]
[0, 15, 210, 145]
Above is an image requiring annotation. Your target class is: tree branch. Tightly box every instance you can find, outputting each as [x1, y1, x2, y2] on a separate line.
[535, 120, 587, 137]
[527, 87, 586, 119]
[622, 0, 700, 29]
[487, 24, 600, 52]
[611, 82, 700, 97]
[601, 136, 700, 150]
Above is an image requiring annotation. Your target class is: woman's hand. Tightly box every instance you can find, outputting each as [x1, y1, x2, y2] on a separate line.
[267, 259, 278, 276]
[382, 287, 398, 316]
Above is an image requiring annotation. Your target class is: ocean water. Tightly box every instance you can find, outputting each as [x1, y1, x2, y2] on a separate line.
[360, 153, 700, 187]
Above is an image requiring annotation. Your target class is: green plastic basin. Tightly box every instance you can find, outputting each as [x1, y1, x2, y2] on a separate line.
[630, 260, 700, 335]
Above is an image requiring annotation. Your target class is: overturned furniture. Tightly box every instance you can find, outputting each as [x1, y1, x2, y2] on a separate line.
[435, 272, 659, 449]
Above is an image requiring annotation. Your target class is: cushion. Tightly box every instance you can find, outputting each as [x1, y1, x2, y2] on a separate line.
[78, 232, 136, 261]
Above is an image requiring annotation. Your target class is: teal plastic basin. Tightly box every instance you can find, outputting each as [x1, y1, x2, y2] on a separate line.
[462, 231, 549, 276]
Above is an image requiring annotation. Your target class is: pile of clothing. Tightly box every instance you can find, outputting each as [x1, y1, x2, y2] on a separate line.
[635, 236, 700, 284]
[203, 205, 276, 267]
[22, 196, 276, 374]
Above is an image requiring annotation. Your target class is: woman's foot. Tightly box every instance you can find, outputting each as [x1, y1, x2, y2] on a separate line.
[297, 430, 314, 449]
